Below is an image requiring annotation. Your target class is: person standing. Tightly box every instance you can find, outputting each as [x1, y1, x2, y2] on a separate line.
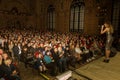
[100, 21, 114, 63]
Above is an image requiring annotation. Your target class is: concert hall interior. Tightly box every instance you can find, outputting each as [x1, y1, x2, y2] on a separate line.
[0, 0, 120, 80]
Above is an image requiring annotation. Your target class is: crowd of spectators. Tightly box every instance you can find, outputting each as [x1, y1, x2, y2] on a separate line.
[0, 27, 109, 79]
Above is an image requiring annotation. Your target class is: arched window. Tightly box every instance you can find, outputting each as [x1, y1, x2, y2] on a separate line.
[47, 5, 55, 31]
[70, 0, 85, 33]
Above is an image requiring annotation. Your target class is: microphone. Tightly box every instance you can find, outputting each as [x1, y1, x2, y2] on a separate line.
[101, 25, 104, 29]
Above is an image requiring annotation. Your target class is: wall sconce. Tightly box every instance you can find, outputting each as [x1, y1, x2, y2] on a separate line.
[96, 0, 108, 17]
[96, 6, 107, 17]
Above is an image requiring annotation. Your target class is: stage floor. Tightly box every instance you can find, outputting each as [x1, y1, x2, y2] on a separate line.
[74, 51, 120, 80]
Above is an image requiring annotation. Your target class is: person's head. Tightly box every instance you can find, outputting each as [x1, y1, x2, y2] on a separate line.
[104, 21, 114, 33]
[38, 53, 43, 58]
[23, 47, 27, 52]
[54, 47, 58, 53]
[104, 21, 111, 28]
[66, 46, 69, 50]
[58, 46, 62, 52]
[2, 53, 8, 60]
[40, 43, 44, 48]
[4, 57, 12, 66]
[46, 51, 51, 56]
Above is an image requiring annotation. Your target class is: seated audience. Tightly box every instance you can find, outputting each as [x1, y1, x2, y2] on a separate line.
[34, 53, 46, 73]
[0, 26, 106, 77]
[2, 57, 21, 80]
[44, 51, 56, 76]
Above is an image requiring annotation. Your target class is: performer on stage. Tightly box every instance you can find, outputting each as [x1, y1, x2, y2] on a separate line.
[100, 21, 114, 63]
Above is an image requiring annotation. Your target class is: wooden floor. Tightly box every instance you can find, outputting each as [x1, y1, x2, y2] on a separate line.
[75, 51, 120, 80]
[18, 51, 120, 80]
[18, 62, 45, 80]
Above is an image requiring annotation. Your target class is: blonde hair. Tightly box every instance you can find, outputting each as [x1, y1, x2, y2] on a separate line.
[110, 24, 114, 34]
[105, 21, 114, 34]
